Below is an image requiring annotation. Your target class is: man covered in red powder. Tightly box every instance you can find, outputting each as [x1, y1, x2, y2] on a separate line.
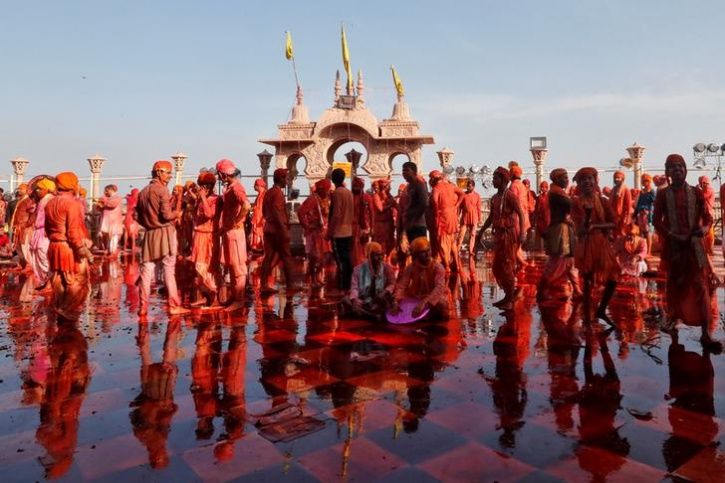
[96, 184, 123, 257]
[189, 172, 221, 308]
[654, 154, 720, 351]
[216, 159, 251, 311]
[135, 160, 189, 316]
[571, 167, 619, 326]
[475, 167, 526, 310]
[298, 178, 332, 287]
[371, 179, 397, 260]
[10, 183, 33, 269]
[351, 176, 373, 267]
[609, 170, 632, 240]
[697, 175, 715, 255]
[124, 188, 140, 252]
[508, 162, 530, 267]
[44, 172, 94, 318]
[260, 168, 295, 295]
[457, 179, 481, 257]
[249, 179, 267, 255]
[430, 170, 463, 272]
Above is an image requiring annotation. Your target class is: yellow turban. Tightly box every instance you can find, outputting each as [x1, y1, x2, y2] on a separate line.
[56, 172, 79, 192]
[410, 236, 431, 253]
[365, 241, 383, 256]
[37, 178, 56, 193]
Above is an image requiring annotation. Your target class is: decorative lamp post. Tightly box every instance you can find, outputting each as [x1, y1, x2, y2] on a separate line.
[436, 147, 454, 169]
[10, 156, 30, 192]
[87, 154, 106, 205]
[529, 137, 548, 191]
[257, 149, 273, 186]
[344, 148, 363, 178]
[171, 152, 188, 186]
[626, 142, 646, 189]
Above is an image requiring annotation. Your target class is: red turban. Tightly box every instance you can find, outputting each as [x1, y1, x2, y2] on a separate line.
[153, 160, 173, 172]
[429, 170, 443, 180]
[273, 168, 289, 180]
[315, 178, 332, 193]
[614, 170, 625, 178]
[215, 158, 236, 175]
[352, 176, 365, 188]
[254, 178, 267, 189]
[197, 172, 217, 186]
[573, 167, 598, 183]
[56, 172, 79, 192]
[493, 166, 511, 184]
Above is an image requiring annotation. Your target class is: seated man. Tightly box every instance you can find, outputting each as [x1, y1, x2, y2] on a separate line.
[390, 237, 450, 321]
[614, 223, 648, 277]
[341, 242, 396, 320]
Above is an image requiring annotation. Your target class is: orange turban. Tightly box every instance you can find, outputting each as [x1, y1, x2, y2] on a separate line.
[153, 160, 173, 172]
[215, 158, 236, 175]
[429, 170, 443, 180]
[641, 173, 652, 183]
[55, 172, 79, 192]
[573, 167, 598, 183]
[410, 236, 431, 253]
[509, 165, 523, 178]
[365, 241, 383, 256]
[614, 170, 625, 178]
[254, 178, 267, 189]
[197, 172, 217, 186]
[17, 183, 28, 192]
[79, 187, 87, 197]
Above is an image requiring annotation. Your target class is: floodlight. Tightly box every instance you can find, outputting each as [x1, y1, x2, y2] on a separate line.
[694, 158, 707, 169]
[693, 143, 706, 153]
[455, 166, 466, 176]
[708, 143, 720, 153]
[442, 165, 454, 175]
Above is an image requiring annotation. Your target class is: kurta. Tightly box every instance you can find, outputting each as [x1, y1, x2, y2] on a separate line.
[459, 191, 481, 227]
[653, 184, 713, 326]
[490, 189, 521, 292]
[136, 179, 179, 263]
[45, 192, 87, 273]
[509, 179, 530, 233]
[571, 193, 619, 281]
[220, 179, 250, 268]
[700, 184, 715, 255]
[297, 194, 330, 259]
[394, 260, 449, 307]
[615, 236, 648, 277]
[99, 195, 123, 236]
[190, 194, 220, 266]
[609, 184, 632, 239]
[250, 189, 266, 253]
[372, 191, 396, 253]
[352, 192, 373, 266]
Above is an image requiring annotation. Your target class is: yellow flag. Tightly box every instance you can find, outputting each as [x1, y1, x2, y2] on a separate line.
[341, 25, 353, 92]
[391, 65, 404, 97]
[285, 31, 294, 60]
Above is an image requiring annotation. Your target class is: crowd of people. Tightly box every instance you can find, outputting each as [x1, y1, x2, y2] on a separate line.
[0, 154, 721, 350]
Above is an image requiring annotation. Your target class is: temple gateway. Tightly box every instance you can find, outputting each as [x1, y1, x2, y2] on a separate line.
[259, 70, 434, 186]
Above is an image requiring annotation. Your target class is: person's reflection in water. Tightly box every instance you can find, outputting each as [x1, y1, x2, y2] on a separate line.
[35, 315, 91, 479]
[573, 327, 629, 479]
[214, 320, 248, 461]
[130, 319, 180, 469]
[540, 301, 581, 436]
[123, 254, 140, 312]
[484, 299, 530, 448]
[661, 329, 717, 472]
[190, 319, 222, 440]
[258, 295, 298, 409]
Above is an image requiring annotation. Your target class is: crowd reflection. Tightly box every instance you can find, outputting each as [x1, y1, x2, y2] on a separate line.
[0, 255, 721, 480]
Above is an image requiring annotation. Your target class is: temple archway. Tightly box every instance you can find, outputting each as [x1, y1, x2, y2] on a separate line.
[259, 70, 434, 187]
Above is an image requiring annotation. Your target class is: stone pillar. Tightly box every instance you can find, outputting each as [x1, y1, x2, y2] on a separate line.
[10, 157, 30, 192]
[171, 152, 188, 186]
[87, 154, 106, 207]
[626, 142, 646, 190]
[345, 148, 363, 178]
[257, 149, 273, 186]
[530, 147, 549, 192]
[436, 147, 454, 170]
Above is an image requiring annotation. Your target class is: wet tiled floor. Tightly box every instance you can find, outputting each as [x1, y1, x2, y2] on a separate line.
[0, 253, 723, 482]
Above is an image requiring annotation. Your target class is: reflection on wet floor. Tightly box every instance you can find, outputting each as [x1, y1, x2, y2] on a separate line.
[0, 253, 723, 482]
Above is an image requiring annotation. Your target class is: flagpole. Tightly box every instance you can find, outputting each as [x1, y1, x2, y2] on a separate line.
[292, 57, 300, 88]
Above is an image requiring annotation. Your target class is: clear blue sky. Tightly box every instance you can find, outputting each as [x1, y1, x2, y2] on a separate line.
[2, 0, 725, 186]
